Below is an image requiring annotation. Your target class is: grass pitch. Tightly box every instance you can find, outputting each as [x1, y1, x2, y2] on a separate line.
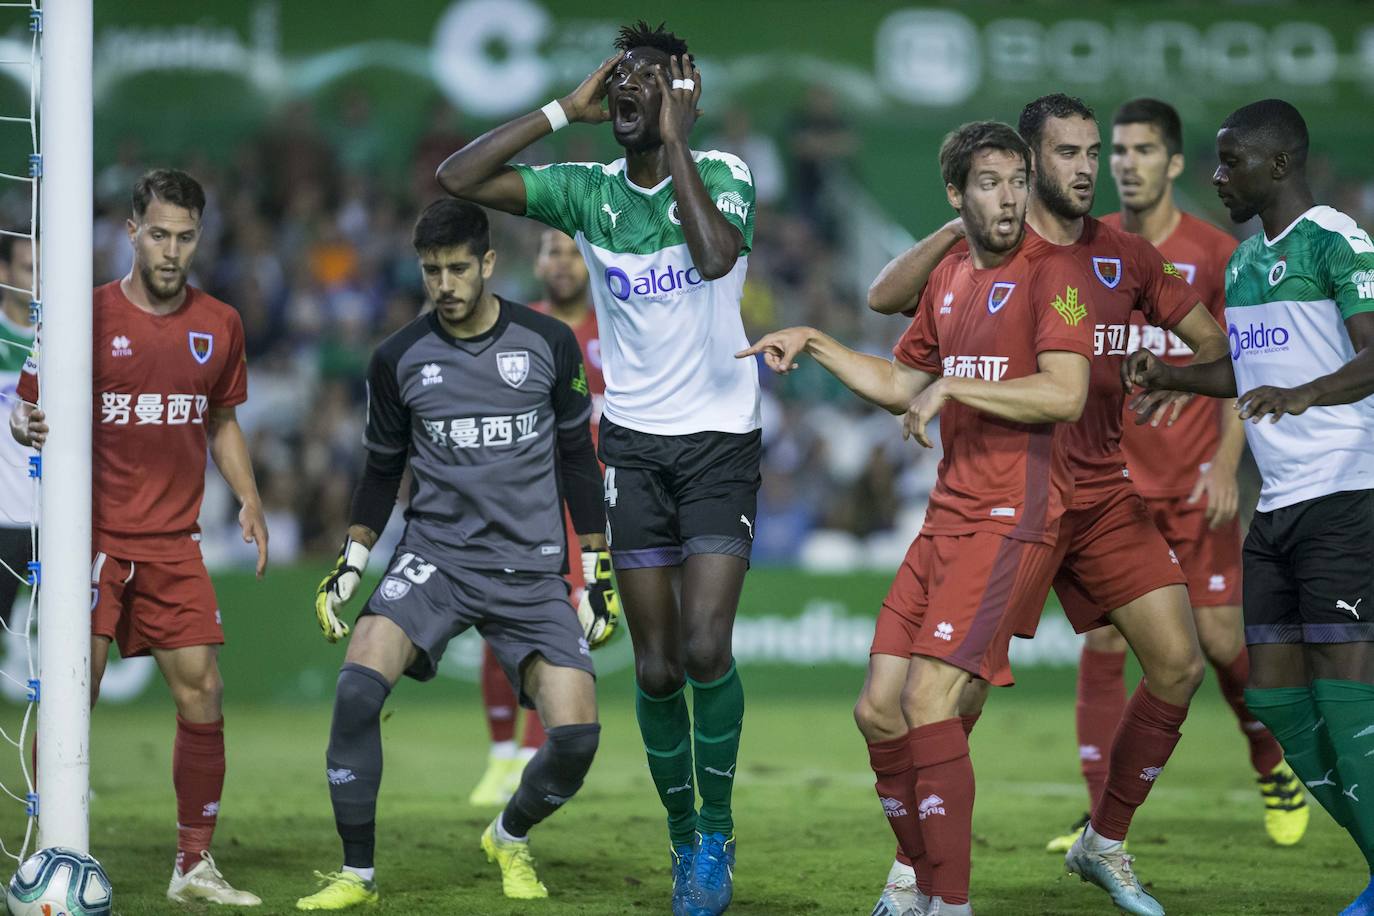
[0, 566, 1358, 914]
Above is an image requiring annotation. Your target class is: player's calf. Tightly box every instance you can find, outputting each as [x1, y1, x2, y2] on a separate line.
[500, 722, 601, 838]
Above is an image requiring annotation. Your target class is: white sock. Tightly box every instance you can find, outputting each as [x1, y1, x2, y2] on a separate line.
[495, 812, 527, 843]
[516, 745, 537, 764]
[342, 864, 375, 882]
[887, 858, 915, 882]
[1082, 823, 1123, 853]
[490, 740, 516, 760]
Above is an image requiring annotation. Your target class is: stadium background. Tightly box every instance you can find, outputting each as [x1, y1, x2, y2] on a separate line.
[0, 1, 1370, 912]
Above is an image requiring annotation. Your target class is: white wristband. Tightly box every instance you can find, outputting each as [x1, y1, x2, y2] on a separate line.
[541, 99, 569, 132]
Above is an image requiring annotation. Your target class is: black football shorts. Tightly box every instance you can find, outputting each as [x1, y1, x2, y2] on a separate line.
[1243, 488, 1374, 645]
[597, 419, 761, 569]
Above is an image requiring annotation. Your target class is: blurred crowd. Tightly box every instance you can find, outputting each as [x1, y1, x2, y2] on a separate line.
[40, 88, 1374, 569]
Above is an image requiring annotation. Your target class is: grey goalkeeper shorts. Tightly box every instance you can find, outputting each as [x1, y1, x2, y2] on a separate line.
[360, 544, 593, 705]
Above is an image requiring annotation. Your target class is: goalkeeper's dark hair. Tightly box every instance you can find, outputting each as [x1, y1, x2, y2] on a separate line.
[1113, 98, 1183, 157]
[412, 198, 490, 257]
[939, 121, 1031, 192]
[614, 20, 688, 57]
[1018, 93, 1096, 153]
[1220, 98, 1309, 165]
[132, 168, 206, 221]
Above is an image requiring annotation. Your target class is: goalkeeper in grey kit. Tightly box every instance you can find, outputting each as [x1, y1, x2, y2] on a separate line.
[297, 199, 619, 908]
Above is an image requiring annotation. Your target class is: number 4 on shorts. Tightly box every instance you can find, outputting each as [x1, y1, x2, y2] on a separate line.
[604, 467, 618, 507]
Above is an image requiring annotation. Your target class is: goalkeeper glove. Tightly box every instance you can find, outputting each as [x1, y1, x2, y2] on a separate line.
[315, 538, 370, 643]
[577, 549, 620, 649]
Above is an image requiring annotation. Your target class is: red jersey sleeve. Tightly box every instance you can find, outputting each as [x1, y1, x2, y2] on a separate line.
[1134, 234, 1200, 330]
[900, 239, 970, 318]
[893, 270, 944, 374]
[15, 350, 36, 403]
[1030, 254, 1096, 359]
[1205, 233, 1239, 323]
[210, 310, 248, 408]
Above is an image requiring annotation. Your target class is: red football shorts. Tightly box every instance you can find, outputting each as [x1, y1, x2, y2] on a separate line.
[1143, 495, 1242, 608]
[1034, 484, 1189, 636]
[871, 530, 1060, 687]
[91, 551, 223, 657]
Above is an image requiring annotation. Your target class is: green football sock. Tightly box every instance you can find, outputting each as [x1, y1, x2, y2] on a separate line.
[690, 662, 744, 838]
[636, 683, 698, 847]
[1313, 679, 1374, 870]
[1246, 686, 1360, 847]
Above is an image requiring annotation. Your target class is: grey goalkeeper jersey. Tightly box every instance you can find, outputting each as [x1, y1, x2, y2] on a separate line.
[364, 299, 593, 573]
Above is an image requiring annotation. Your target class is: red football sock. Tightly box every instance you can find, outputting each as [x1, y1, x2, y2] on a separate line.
[867, 734, 930, 895]
[481, 645, 518, 744]
[910, 719, 974, 906]
[960, 712, 981, 737]
[521, 707, 547, 750]
[1076, 648, 1127, 808]
[1213, 648, 1284, 775]
[1091, 684, 1188, 841]
[174, 716, 225, 874]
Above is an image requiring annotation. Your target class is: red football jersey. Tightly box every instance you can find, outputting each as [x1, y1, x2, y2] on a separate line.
[530, 300, 604, 444]
[894, 242, 1095, 544]
[1102, 212, 1239, 499]
[1025, 218, 1201, 507]
[18, 281, 248, 560]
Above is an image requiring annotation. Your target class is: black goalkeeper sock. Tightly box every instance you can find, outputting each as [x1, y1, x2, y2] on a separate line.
[501, 723, 601, 837]
[327, 663, 391, 869]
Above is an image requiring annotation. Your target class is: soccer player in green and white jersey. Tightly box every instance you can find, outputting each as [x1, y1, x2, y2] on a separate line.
[0, 237, 35, 643]
[437, 20, 758, 916]
[1126, 99, 1374, 916]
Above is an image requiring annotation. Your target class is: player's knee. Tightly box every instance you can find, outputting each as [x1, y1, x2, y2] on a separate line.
[635, 657, 685, 697]
[333, 663, 391, 731]
[1147, 644, 1206, 699]
[682, 632, 731, 683]
[853, 693, 904, 742]
[1195, 614, 1244, 666]
[542, 722, 601, 792]
[170, 668, 223, 718]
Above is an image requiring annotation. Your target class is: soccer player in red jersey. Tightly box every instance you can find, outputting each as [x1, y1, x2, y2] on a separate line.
[742, 121, 1093, 916]
[469, 228, 609, 807]
[1043, 98, 1306, 853]
[9, 170, 267, 906]
[868, 96, 1232, 916]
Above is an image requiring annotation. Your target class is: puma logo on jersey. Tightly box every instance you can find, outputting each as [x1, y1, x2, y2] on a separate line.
[1337, 598, 1363, 619]
[601, 204, 621, 228]
[1306, 770, 1337, 789]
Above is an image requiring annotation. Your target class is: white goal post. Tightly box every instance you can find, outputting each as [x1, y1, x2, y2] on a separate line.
[35, 0, 93, 853]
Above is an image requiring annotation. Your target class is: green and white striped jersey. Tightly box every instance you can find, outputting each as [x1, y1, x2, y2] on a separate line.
[0, 310, 35, 526]
[514, 150, 760, 435]
[1224, 205, 1374, 511]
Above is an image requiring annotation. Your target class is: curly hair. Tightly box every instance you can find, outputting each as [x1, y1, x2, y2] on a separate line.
[613, 20, 688, 57]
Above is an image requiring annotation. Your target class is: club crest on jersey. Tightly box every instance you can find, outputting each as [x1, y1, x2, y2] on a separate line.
[1269, 258, 1287, 286]
[497, 350, 530, 388]
[987, 281, 1015, 314]
[188, 331, 213, 364]
[1092, 257, 1122, 289]
[667, 201, 681, 225]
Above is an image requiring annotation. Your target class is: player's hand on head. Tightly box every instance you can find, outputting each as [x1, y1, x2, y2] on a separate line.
[577, 549, 620, 649]
[654, 54, 702, 146]
[315, 537, 370, 643]
[736, 327, 813, 374]
[239, 501, 269, 578]
[561, 52, 623, 124]
[1237, 383, 1315, 424]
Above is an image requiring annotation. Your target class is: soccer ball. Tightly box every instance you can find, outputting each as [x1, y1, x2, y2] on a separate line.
[6, 847, 112, 916]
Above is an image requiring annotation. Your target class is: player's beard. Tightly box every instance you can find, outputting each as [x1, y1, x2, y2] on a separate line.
[1035, 169, 1093, 221]
[139, 261, 187, 302]
[966, 208, 1025, 255]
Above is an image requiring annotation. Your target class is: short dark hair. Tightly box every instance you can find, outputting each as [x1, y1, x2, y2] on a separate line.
[1113, 98, 1183, 157]
[131, 168, 206, 221]
[1220, 98, 1309, 162]
[1018, 94, 1096, 152]
[939, 120, 1031, 192]
[412, 198, 490, 256]
[614, 20, 688, 57]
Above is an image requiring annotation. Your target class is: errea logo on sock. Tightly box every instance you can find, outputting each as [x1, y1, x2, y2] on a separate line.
[918, 794, 946, 820]
[881, 796, 908, 818]
[1139, 766, 1163, 782]
[327, 768, 357, 785]
[202, 801, 219, 817]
